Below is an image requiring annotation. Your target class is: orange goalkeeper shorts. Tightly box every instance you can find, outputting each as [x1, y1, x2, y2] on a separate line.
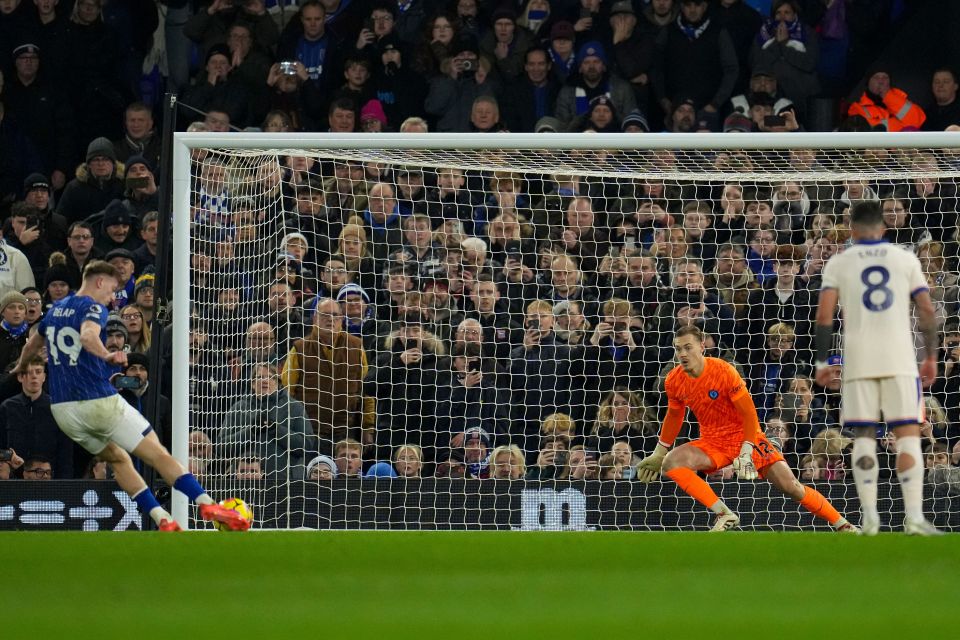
[688, 433, 785, 478]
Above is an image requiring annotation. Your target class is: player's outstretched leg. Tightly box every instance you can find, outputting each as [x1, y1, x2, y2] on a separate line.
[131, 433, 251, 531]
[98, 443, 180, 531]
[764, 461, 858, 533]
[663, 445, 739, 531]
[893, 426, 943, 536]
[851, 429, 881, 535]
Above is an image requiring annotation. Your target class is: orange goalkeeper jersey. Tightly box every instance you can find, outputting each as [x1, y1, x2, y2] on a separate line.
[664, 357, 751, 448]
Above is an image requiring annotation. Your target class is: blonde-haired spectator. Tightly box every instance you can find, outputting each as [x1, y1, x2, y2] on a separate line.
[589, 387, 657, 457]
[393, 444, 423, 478]
[490, 445, 526, 479]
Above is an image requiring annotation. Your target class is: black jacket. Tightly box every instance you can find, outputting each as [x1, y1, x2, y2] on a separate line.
[0, 392, 74, 478]
[500, 76, 562, 133]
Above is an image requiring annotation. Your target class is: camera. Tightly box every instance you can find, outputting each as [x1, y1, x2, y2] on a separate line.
[0, 448, 12, 463]
[279, 61, 298, 76]
[460, 58, 476, 79]
[113, 375, 142, 390]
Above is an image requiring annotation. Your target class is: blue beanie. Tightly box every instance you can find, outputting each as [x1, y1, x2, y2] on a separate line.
[364, 462, 399, 478]
[576, 41, 607, 67]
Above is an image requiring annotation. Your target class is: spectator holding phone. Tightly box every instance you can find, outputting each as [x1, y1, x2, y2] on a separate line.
[525, 434, 571, 479]
[121, 156, 159, 220]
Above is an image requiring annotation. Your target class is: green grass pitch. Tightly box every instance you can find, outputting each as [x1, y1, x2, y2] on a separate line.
[6, 531, 958, 639]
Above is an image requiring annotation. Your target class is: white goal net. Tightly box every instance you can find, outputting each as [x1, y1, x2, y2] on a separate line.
[172, 132, 960, 531]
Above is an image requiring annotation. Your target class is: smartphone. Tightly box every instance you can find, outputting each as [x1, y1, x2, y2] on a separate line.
[467, 358, 481, 373]
[554, 451, 568, 467]
[126, 176, 150, 189]
[0, 449, 12, 462]
[364, 17, 375, 32]
[526, 317, 540, 332]
[114, 375, 142, 390]
[764, 115, 786, 128]
[24, 215, 39, 229]
[579, 6, 592, 18]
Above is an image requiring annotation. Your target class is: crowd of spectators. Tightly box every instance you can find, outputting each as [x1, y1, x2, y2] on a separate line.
[1, 1, 960, 494]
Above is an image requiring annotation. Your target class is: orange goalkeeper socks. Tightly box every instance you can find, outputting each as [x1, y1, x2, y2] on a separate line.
[666, 467, 721, 509]
[799, 485, 842, 525]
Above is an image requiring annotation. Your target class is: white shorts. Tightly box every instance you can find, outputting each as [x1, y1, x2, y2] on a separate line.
[841, 376, 924, 429]
[51, 395, 152, 455]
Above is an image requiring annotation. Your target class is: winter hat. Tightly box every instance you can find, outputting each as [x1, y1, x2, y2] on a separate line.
[306, 454, 338, 479]
[125, 155, 154, 174]
[364, 461, 399, 478]
[461, 426, 492, 448]
[23, 173, 50, 193]
[360, 99, 388, 126]
[723, 112, 753, 133]
[621, 109, 650, 132]
[535, 116, 563, 133]
[105, 247, 136, 263]
[102, 200, 132, 228]
[105, 314, 129, 340]
[0, 291, 27, 315]
[205, 43, 231, 65]
[336, 283, 370, 304]
[44, 260, 75, 290]
[126, 352, 150, 370]
[452, 34, 480, 57]
[134, 274, 155, 297]
[576, 41, 607, 66]
[86, 137, 116, 163]
[491, 6, 517, 23]
[12, 43, 39, 59]
[550, 21, 575, 41]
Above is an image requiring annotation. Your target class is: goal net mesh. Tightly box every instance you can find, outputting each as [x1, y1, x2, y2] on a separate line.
[181, 140, 960, 531]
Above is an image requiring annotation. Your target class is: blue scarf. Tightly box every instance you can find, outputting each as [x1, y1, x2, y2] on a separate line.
[549, 48, 575, 78]
[363, 204, 402, 230]
[678, 15, 711, 40]
[2, 320, 28, 339]
[575, 81, 610, 115]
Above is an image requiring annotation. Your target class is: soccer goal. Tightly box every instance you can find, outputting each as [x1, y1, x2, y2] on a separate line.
[171, 131, 960, 531]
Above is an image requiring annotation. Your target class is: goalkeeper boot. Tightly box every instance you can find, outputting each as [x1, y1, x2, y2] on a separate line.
[904, 518, 944, 537]
[859, 514, 881, 537]
[199, 503, 252, 531]
[158, 519, 182, 532]
[833, 518, 860, 534]
[709, 511, 740, 532]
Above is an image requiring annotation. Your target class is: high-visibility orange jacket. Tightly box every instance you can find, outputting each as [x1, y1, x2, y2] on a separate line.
[848, 88, 926, 131]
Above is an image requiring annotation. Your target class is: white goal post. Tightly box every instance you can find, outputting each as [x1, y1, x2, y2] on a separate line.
[171, 132, 960, 530]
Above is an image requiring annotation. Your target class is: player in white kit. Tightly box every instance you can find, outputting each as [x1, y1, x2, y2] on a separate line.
[815, 201, 941, 536]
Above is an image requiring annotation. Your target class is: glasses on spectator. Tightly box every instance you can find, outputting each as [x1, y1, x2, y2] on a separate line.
[121, 313, 142, 320]
[228, 33, 251, 40]
[70, 234, 93, 240]
[25, 299, 41, 305]
[373, 14, 394, 22]
[25, 467, 52, 477]
[325, 267, 347, 273]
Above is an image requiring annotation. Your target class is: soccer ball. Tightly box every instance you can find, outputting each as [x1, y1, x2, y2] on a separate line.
[213, 497, 254, 531]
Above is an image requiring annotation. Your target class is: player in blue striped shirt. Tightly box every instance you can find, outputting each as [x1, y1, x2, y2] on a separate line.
[15, 261, 249, 531]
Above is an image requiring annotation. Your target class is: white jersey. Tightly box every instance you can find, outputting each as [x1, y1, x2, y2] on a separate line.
[821, 239, 927, 381]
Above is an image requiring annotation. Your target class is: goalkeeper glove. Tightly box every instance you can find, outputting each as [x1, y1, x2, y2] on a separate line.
[732, 441, 758, 481]
[636, 444, 669, 483]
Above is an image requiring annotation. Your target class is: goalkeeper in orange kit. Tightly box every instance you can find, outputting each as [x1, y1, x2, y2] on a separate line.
[637, 326, 858, 532]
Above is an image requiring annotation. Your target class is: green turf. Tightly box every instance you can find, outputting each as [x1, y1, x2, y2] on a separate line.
[6, 531, 958, 639]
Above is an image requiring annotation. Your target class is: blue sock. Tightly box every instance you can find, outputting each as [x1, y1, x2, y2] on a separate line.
[173, 473, 207, 502]
[133, 487, 162, 514]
